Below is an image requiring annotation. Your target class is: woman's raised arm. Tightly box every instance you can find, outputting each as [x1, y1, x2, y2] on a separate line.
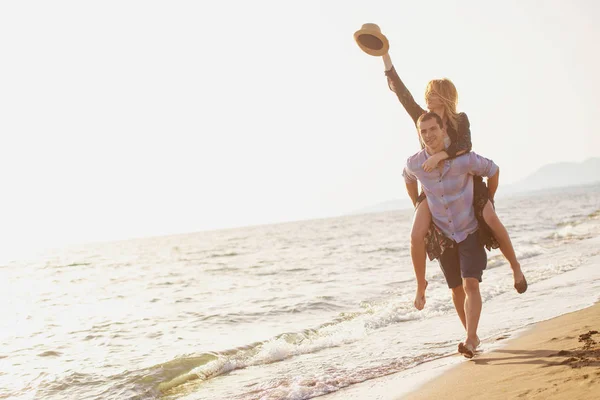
[382, 54, 426, 126]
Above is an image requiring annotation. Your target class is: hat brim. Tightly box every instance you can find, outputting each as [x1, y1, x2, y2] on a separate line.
[354, 29, 389, 56]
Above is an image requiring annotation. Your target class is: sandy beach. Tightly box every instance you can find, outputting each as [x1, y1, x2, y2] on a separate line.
[405, 303, 600, 399]
[321, 302, 600, 400]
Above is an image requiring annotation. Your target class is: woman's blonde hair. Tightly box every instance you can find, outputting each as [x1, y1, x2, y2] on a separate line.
[424, 78, 459, 131]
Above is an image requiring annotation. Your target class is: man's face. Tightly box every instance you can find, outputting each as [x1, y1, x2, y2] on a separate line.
[418, 118, 445, 151]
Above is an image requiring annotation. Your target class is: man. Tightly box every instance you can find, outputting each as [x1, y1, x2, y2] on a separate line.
[402, 111, 500, 358]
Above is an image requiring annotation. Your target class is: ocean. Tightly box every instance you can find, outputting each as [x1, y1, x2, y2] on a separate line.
[2, 184, 600, 400]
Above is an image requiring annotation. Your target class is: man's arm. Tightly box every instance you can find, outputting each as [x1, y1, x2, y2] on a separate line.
[405, 180, 419, 207]
[403, 162, 422, 207]
[465, 152, 500, 201]
[465, 152, 499, 179]
[487, 168, 499, 201]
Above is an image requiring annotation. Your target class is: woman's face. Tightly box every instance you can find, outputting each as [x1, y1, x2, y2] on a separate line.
[426, 92, 443, 111]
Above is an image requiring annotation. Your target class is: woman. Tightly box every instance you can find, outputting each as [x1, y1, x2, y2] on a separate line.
[382, 53, 527, 294]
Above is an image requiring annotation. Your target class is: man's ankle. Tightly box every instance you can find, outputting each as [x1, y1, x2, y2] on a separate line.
[466, 334, 479, 344]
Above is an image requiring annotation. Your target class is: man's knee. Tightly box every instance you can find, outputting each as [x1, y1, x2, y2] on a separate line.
[451, 285, 465, 297]
[462, 277, 480, 294]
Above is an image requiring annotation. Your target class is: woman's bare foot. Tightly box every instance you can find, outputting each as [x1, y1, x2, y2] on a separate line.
[512, 264, 527, 294]
[414, 280, 428, 310]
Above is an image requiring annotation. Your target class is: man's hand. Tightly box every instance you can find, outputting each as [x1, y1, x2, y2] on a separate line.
[414, 280, 428, 310]
[422, 154, 443, 172]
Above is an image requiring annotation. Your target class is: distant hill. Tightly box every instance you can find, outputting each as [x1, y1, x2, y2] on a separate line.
[354, 157, 600, 214]
[503, 157, 600, 194]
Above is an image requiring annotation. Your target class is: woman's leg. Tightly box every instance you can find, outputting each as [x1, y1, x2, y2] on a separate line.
[411, 200, 432, 309]
[482, 200, 527, 293]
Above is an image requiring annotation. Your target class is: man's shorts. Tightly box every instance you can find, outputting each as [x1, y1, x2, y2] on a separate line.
[438, 231, 487, 289]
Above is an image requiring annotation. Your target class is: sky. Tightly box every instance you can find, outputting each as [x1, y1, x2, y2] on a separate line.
[1, 0, 599, 256]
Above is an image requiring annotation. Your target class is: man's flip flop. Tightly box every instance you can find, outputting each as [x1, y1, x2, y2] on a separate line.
[514, 276, 528, 294]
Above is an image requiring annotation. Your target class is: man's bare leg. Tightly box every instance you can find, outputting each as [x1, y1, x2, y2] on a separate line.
[463, 277, 482, 352]
[482, 201, 527, 293]
[451, 285, 467, 329]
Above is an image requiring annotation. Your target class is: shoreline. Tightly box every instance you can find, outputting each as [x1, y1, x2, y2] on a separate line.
[319, 302, 600, 400]
[404, 302, 600, 399]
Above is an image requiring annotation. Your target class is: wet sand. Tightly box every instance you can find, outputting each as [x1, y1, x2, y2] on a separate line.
[320, 302, 600, 400]
[404, 302, 600, 399]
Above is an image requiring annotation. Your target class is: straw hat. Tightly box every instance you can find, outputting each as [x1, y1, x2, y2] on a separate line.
[354, 23, 389, 56]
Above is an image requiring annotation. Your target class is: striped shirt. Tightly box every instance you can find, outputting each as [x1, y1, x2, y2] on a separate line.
[403, 151, 499, 243]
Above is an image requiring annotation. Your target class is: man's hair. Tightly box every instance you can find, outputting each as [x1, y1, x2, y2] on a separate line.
[417, 112, 443, 130]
